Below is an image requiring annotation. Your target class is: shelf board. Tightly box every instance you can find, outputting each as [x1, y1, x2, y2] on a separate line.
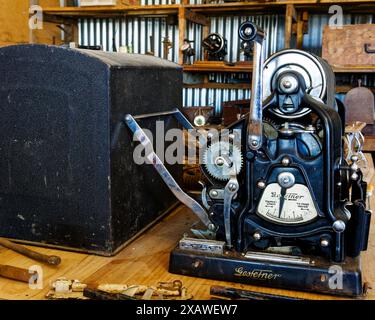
[183, 62, 252, 73]
[184, 62, 375, 74]
[183, 83, 374, 92]
[42, 1, 375, 19]
[333, 66, 375, 73]
[42, 5, 180, 19]
[187, 0, 375, 14]
[184, 83, 251, 89]
[184, 64, 375, 74]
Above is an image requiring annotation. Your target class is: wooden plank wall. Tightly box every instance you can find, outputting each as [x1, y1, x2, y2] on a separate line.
[0, 0, 29, 46]
[0, 0, 63, 47]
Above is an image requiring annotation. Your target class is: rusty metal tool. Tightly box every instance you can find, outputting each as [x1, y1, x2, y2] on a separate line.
[83, 287, 138, 300]
[0, 265, 38, 283]
[0, 237, 61, 266]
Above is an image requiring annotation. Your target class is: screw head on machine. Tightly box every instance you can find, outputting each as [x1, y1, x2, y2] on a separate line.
[281, 157, 290, 166]
[277, 172, 295, 189]
[253, 232, 262, 241]
[351, 172, 359, 180]
[246, 151, 255, 160]
[228, 183, 238, 192]
[333, 220, 346, 233]
[320, 239, 330, 247]
[282, 80, 292, 89]
[251, 140, 259, 147]
[257, 180, 266, 189]
[215, 157, 225, 167]
[210, 190, 218, 198]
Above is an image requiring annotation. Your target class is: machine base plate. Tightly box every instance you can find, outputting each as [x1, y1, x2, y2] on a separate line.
[169, 246, 365, 297]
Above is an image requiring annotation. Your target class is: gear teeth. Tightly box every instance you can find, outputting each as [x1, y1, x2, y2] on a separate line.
[263, 117, 277, 127]
[202, 141, 243, 181]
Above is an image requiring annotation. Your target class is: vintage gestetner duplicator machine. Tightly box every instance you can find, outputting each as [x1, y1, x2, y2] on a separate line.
[125, 21, 372, 297]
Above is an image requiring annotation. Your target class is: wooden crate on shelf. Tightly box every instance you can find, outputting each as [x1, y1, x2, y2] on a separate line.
[322, 24, 375, 68]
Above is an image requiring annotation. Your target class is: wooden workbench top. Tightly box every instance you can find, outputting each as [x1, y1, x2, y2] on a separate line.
[0, 174, 375, 300]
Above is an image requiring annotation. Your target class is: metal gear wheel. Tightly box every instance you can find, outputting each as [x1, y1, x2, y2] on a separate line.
[263, 117, 279, 140]
[202, 141, 243, 181]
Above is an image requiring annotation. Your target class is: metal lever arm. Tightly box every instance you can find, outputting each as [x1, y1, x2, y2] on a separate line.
[223, 164, 239, 248]
[247, 24, 266, 150]
[124, 114, 212, 228]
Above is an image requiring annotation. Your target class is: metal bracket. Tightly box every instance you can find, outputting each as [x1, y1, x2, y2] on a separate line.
[223, 164, 239, 248]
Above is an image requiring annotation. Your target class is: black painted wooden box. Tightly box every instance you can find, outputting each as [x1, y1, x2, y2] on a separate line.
[0, 44, 182, 255]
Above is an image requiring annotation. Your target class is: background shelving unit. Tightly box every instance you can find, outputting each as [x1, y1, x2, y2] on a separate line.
[40, 1, 375, 63]
[36, 1, 375, 105]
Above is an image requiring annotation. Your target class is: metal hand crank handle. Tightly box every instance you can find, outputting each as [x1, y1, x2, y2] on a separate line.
[124, 114, 212, 229]
[247, 24, 266, 151]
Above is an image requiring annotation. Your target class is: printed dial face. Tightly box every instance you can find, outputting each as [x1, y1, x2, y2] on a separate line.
[257, 183, 318, 225]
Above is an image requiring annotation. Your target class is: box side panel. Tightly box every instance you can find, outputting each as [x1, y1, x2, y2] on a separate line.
[0, 45, 112, 252]
[109, 66, 183, 250]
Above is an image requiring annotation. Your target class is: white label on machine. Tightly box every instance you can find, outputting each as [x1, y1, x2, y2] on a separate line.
[257, 183, 318, 225]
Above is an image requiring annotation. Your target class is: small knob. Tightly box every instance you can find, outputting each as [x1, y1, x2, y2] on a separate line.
[277, 172, 295, 189]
